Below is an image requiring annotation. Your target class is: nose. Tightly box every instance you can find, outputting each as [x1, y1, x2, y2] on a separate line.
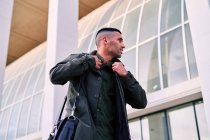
[122, 43, 125, 48]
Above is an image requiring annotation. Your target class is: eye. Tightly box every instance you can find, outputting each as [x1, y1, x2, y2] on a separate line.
[118, 38, 123, 43]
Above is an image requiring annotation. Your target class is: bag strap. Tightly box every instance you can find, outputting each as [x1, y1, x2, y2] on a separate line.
[56, 96, 67, 124]
[54, 76, 82, 126]
[50, 96, 67, 136]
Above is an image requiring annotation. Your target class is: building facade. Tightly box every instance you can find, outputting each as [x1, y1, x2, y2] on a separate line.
[0, 0, 210, 140]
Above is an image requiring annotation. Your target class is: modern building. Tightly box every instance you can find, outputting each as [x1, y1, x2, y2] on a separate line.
[0, 0, 210, 140]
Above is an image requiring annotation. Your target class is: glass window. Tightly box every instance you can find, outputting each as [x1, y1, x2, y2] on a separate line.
[129, 118, 142, 140]
[185, 24, 198, 78]
[84, 13, 100, 34]
[184, 1, 188, 21]
[109, 17, 123, 30]
[39, 47, 46, 61]
[79, 16, 93, 39]
[28, 94, 42, 134]
[98, 3, 117, 28]
[123, 7, 141, 48]
[167, 104, 199, 140]
[112, 0, 131, 19]
[6, 103, 21, 140]
[6, 75, 22, 106]
[195, 101, 210, 140]
[128, 0, 143, 10]
[17, 99, 31, 138]
[15, 70, 32, 101]
[139, 39, 160, 93]
[0, 111, 2, 123]
[161, 0, 181, 32]
[34, 64, 45, 93]
[1, 80, 14, 108]
[89, 35, 97, 53]
[120, 48, 136, 78]
[141, 112, 168, 140]
[78, 34, 92, 53]
[24, 65, 42, 97]
[139, 0, 160, 42]
[39, 98, 44, 131]
[161, 27, 187, 88]
[0, 108, 11, 140]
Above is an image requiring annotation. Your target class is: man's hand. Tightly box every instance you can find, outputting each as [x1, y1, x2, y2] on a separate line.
[112, 62, 128, 77]
[93, 55, 102, 69]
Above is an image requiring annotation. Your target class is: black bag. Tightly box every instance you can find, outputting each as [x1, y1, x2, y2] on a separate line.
[48, 96, 78, 140]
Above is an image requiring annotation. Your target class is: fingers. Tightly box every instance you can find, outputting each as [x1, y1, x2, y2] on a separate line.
[112, 62, 123, 71]
[112, 62, 128, 76]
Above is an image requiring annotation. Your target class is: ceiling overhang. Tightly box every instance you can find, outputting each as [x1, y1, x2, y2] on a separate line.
[7, 0, 109, 65]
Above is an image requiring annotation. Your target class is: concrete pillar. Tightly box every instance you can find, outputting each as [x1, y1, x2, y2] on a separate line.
[0, 0, 14, 103]
[42, 0, 78, 139]
[185, 0, 210, 134]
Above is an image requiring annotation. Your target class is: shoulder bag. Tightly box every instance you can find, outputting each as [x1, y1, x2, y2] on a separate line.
[47, 95, 78, 140]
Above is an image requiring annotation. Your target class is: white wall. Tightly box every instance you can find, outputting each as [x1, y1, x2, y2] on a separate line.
[42, 0, 78, 139]
[0, 0, 14, 103]
[185, 0, 210, 134]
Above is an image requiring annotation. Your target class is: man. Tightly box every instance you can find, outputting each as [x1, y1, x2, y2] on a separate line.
[50, 27, 147, 140]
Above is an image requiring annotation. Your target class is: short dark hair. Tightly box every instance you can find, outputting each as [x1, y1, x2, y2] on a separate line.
[95, 27, 121, 38]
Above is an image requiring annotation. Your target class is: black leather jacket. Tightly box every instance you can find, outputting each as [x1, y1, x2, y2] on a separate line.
[49, 51, 147, 140]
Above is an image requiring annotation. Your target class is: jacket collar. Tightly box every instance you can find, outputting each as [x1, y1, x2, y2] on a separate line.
[90, 50, 121, 63]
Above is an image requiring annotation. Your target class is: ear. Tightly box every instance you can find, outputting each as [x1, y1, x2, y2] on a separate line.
[103, 37, 107, 44]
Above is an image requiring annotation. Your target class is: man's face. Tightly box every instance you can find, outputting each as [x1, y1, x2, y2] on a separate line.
[107, 32, 125, 58]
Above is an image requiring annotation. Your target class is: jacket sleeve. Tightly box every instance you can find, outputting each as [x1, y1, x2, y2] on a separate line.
[120, 71, 147, 109]
[49, 53, 95, 85]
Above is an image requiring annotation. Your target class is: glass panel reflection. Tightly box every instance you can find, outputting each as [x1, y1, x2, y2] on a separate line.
[84, 13, 100, 34]
[139, 39, 160, 93]
[17, 99, 31, 138]
[139, 0, 159, 42]
[167, 104, 198, 140]
[98, 3, 117, 28]
[112, 0, 131, 19]
[129, 0, 143, 10]
[0, 108, 11, 140]
[24, 65, 42, 97]
[123, 7, 141, 48]
[79, 34, 92, 53]
[129, 118, 142, 140]
[184, 24, 198, 78]
[15, 70, 32, 101]
[121, 49, 136, 78]
[184, 1, 188, 21]
[195, 101, 210, 140]
[28, 94, 42, 134]
[34, 64, 45, 93]
[7, 103, 21, 140]
[141, 112, 168, 140]
[6, 75, 22, 106]
[161, 0, 181, 32]
[161, 27, 187, 88]
[89, 38, 97, 53]
[109, 17, 123, 31]
[1, 80, 14, 107]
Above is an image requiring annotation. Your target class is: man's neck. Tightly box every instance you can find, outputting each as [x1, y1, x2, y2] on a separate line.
[97, 51, 112, 64]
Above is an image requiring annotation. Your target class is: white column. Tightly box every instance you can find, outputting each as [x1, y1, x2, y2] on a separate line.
[42, 0, 78, 139]
[0, 0, 14, 103]
[185, 0, 210, 134]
